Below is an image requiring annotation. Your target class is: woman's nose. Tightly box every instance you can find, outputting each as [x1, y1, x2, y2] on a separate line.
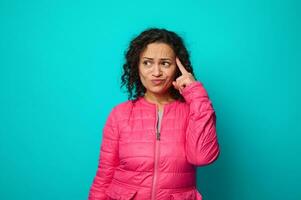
[152, 65, 162, 76]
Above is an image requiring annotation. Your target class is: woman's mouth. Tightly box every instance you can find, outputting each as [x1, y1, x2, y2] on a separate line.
[151, 79, 165, 85]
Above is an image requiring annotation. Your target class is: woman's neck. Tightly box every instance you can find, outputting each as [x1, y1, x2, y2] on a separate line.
[144, 91, 175, 106]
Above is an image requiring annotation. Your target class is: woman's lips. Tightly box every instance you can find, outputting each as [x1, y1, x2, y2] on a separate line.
[151, 79, 165, 85]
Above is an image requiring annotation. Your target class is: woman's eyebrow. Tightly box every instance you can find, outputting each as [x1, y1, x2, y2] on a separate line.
[160, 58, 172, 61]
[142, 57, 153, 60]
[143, 57, 172, 61]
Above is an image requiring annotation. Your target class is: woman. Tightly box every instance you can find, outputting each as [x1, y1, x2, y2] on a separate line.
[88, 27, 220, 200]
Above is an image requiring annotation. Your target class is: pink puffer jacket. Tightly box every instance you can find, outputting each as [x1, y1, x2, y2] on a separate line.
[88, 81, 220, 200]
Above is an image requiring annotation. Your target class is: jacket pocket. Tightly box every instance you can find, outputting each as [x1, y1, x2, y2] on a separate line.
[170, 189, 203, 200]
[105, 183, 137, 200]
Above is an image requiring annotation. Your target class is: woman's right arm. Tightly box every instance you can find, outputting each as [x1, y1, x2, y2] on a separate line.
[88, 107, 119, 200]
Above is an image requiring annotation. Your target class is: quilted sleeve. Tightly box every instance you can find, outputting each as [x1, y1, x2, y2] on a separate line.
[181, 81, 220, 166]
[88, 106, 119, 200]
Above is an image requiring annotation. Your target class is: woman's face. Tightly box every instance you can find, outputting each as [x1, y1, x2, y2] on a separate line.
[138, 42, 177, 96]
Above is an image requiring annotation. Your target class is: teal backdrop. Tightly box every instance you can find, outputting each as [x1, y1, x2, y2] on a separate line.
[1, 0, 300, 199]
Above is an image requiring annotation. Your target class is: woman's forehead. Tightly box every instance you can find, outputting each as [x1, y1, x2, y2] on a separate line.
[141, 43, 175, 58]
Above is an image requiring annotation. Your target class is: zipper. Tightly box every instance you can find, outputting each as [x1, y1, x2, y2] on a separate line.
[151, 105, 163, 200]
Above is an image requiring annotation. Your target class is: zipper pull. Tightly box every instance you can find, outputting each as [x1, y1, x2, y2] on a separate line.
[156, 131, 160, 140]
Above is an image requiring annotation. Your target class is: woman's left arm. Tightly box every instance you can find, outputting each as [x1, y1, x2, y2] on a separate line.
[181, 81, 220, 166]
[173, 57, 220, 166]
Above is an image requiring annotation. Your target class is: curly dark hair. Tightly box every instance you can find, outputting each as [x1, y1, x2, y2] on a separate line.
[120, 27, 196, 102]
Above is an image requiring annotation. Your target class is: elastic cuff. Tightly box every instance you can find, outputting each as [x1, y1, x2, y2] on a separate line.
[182, 81, 209, 103]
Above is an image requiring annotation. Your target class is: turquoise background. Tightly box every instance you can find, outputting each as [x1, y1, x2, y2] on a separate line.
[1, 0, 300, 199]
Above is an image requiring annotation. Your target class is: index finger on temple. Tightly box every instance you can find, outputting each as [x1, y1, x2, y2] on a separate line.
[176, 57, 188, 74]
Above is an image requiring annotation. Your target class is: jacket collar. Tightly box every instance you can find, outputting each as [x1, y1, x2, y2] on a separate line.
[137, 96, 179, 109]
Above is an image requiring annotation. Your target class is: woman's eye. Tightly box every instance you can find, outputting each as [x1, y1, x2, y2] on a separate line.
[162, 62, 170, 67]
[143, 60, 151, 66]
